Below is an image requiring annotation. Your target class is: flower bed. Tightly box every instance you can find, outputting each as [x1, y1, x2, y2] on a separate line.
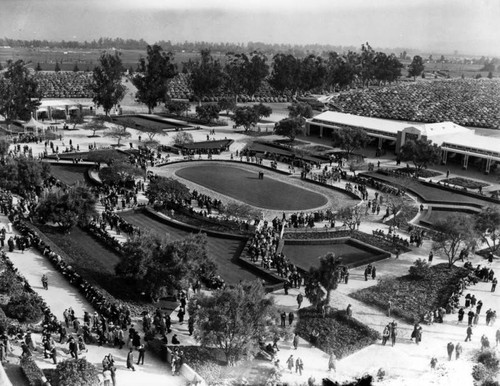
[441, 177, 489, 189]
[396, 167, 441, 178]
[350, 263, 470, 324]
[20, 356, 46, 386]
[282, 229, 411, 254]
[295, 307, 379, 358]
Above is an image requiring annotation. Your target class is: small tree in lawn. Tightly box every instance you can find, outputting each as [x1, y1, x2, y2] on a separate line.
[165, 100, 190, 116]
[192, 280, 276, 366]
[347, 158, 366, 176]
[337, 205, 365, 232]
[474, 206, 500, 255]
[399, 139, 441, 175]
[253, 103, 272, 121]
[433, 213, 477, 268]
[408, 55, 425, 80]
[173, 132, 194, 146]
[99, 162, 145, 187]
[146, 176, 191, 207]
[274, 117, 304, 141]
[288, 102, 313, 119]
[66, 115, 84, 130]
[332, 127, 370, 159]
[105, 123, 132, 147]
[304, 269, 326, 311]
[220, 202, 262, 224]
[84, 116, 108, 137]
[307, 252, 342, 306]
[384, 195, 410, 226]
[195, 103, 221, 123]
[233, 106, 259, 131]
[218, 97, 236, 115]
[54, 358, 100, 386]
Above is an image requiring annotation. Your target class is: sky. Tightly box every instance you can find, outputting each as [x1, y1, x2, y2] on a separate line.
[1, 0, 499, 56]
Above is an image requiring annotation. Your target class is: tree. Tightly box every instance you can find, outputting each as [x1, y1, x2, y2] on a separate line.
[408, 55, 425, 80]
[299, 54, 327, 91]
[233, 106, 259, 131]
[91, 51, 126, 116]
[252, 103, 272, 121]
[165, 100, 190, 116]
[116, 232, 217, 300]
[132, 44, 177, 113]
[274, 117, 304, 141]
[224, 51, 269, 101]
[399, 139, 441, 174]
[54, 359, 100, 386]
[474, 206, 500, 254]
[73, 63, 80, 72]
[35, 62, 42, 71]
[189, 49, 224, 104]
[269, 53, 301, 95]
[98, 162, 145, 187]
[487, 71, 494, 79]
[288, 102, 313, 119]
[192, 280, 276, 365]
[54, 61, 61, 72]
[146, 176, 191, 206]
[66, 115, 84, 130]
[173, 131, 194, 146]
[0, 156, 49, 196]
[195, 103, 220, 123]
[217, 97, 236, 115]
[383, 195, 411, 226]
[84, 116, 108, 137]
[104, 123, 132, 147]
[0, 138, 10, 160]
[304, 270, 326, 311]
[347, 158, 366, 176]
[307, 252, 342, 306]
[337, 205, 366, 232]
[326, 51, 359, 91]
[373, 52, 403, 84]
[36, 185, 97, 232]
[359, 42, 376, 87]
[433, 213, 477, 267]
[332, 127, 370, 159]
[0, 60, 41, 121]
[137, 124, 165, 142]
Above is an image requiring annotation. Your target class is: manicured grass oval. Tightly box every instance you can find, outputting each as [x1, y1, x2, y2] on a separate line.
[176, 164, 328, 211]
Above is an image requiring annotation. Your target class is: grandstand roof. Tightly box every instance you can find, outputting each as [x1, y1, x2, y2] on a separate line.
[311, 111, 417, 135]
[38, 99, 94, 108]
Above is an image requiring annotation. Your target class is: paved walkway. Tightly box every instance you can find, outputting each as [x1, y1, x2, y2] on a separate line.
[1, 215, 187, 386]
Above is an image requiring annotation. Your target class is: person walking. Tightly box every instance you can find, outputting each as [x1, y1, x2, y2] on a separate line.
[371, 266, 377, 280]
[346, 304, 352, 317]
[492, 277, 498, 292]
[447, 342, 454, 361]
[382, 325, 390, 346]
[430, 357, 438, 369]
[295, 357, 304, 375]
[126, 348, 135, 371]
[280, 312, 286, 328]
[328, 352, 337, 372]
[465, 325, 473, 342]
[293, 333, 299, 350]
[137, 344, 145, 365]
[41, 274, 48, 290]
[428, 251, 433, 263]
[455, 343, 463, 360]
[458, 307, 465, 323]
[387, 300, 392, 317]
[296, 293, 303, 309]
[286, 354, 294, 373]
[390, 321, 398, 346]
[468, 310, 475, 325]
[288, 312, 294, 326]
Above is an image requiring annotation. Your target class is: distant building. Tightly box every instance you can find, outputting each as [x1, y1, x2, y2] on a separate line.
[306, 111, 500, 173]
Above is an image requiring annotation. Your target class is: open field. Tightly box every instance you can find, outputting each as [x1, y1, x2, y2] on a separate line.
[176, 164, 329, 211]
[119, 210, 262, 284]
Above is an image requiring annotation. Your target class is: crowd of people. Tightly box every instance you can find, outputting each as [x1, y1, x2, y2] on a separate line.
[330, 79, 500, 129]
[33, 71, 94, 99]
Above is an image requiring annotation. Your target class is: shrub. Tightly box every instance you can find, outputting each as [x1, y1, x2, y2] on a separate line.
[4, 293, 43, 323]
[54, 358, 100, 386]
[472, 363, 488, 382]
[20, 356, 45, 386]
[477, 350, 500, 372]
[295, 307, 379, 358]
[0, 307, 9, 334]
[408, 258, 431, 279]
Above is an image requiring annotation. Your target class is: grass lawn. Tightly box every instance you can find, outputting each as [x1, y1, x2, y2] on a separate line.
[113, 115, 189, 130]
[350, 263, 470, 324]
[175, 164, 329, 211]
[295, 307, 379, 358]
[363, 172, 489, 207]
[37, 225, 143, 302]
[48, 164, 89, 185]
[424, 208, 476, 227]
[119, 210, 264, 284]
[282, 240, 380, 269]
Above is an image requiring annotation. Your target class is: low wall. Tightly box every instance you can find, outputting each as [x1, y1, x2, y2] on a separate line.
[165, 346, 206, 386]
[302, 177, 362, 200]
